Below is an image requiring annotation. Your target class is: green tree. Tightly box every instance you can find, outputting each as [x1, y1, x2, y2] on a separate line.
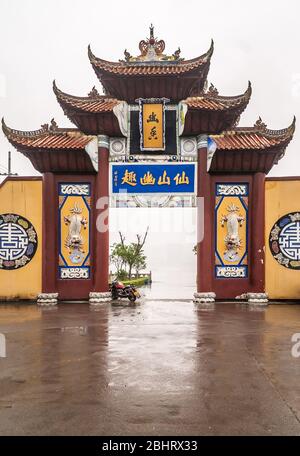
[110, 228, 149, 279]
[134, 253, 147, 276]
[110, 242, 127, 275]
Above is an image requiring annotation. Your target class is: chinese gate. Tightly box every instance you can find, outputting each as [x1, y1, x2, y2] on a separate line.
[1, 26, 296, 304]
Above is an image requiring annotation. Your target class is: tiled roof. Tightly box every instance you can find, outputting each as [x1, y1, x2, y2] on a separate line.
[88, 41, 213, 76]
[2, 118, 94, 150]
[53, 81, 120, 113]
[211, 117, 296, 150]
[2, 119, 97, 173]
[184, 82, 252, 111]
[53, 81, 251, 116]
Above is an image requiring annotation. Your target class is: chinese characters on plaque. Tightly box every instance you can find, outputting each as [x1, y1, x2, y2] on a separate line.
[139, 98, 168, 151]
[112, 164, 195, 194]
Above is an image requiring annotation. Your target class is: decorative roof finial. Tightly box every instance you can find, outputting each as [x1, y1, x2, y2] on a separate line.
[120, 26, 184, 63]
[88, 86, 100, 98]
[254, 116, 267, 131]
[123, 49, 132, 62]
[172, 47, 182, 60]
[207, 83, 219, 96]
[138, 26, 165, 59]
[149, 24, 155, 42]
[41, 123, 49, 131]
[49, 118, 58, 131]
[40, 119, 58, 132]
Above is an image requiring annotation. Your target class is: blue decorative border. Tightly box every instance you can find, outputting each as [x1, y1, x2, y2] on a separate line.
[58, 183, 91, 280]
[216, 183, 249, 197]
[58, 266, 90, 279]
[58, 183, 91, 197]
[215, 183, 249, 279]
[215, 265, 248, 278]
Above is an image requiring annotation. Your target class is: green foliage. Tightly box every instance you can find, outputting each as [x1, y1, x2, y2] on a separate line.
[122, 277, 148, 287]
[117, 269, 128, 280]
[110, 229, 149, 279]
[133, 252, 147, 275]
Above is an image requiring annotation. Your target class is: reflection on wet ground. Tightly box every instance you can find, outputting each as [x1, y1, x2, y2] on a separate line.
[140, 282, 196, 300]
[0, 300, 300, 435]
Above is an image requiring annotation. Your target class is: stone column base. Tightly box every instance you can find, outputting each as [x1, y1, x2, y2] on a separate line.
[247, 293, 269, 305]
[37, 293, 58, 306]
[193, 292, 216, 303]
[89, 292, 111, 305]
[236, 293, 269, 305]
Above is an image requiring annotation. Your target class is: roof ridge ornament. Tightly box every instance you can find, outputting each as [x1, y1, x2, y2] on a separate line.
[40, 119, 59, 133]
[88, 86, 100, 98]
[40, 123, 49, 131]
[50, 118, 58, 131]
[122, 25, 183, 63]
[207, 83, 219, 96]
[254, 116, 267, 131]
[172, 47, 182, 60]
[139, 24, 165, 60]
[123, 49, 133, 62]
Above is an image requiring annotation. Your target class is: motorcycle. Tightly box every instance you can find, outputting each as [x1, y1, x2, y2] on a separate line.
[110, 280, 141, 302]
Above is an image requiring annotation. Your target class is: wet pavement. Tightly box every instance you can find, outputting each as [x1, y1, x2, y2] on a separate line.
[0, 299, 300, 436]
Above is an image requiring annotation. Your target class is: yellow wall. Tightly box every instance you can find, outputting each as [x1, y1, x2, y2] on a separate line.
[265, 179, 300, 300]
[0, 178, 42, 300]
[0, 177, 299, 300]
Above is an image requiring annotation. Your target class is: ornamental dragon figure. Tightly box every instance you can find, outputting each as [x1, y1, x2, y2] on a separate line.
[221, 204, 245, 262]
[64, 203, 87, 263]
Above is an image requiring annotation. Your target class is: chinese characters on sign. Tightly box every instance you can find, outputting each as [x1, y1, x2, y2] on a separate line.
[147, 111, 159, 141]
[112, 164, 195, 194]
[139, 99, 167, 151]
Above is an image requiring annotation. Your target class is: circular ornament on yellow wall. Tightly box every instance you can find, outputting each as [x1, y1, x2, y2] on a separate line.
[269, 212, 300, 269]
[0, 213, 38, 270]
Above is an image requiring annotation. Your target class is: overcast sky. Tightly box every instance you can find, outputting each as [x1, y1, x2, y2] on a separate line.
[0, 0, 299, 176]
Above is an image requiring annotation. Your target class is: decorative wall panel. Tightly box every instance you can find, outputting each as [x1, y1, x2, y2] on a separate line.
[215, 184, 248, 278]
[58, 183, 91, 279]
[269, 212, 300, 269]
[0, 213, 38, 270]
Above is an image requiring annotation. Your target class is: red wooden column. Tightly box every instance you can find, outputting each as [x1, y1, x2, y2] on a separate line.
[195, 135, 215, 301]
[41, 172, 57, 294]
[92, 135, 110, 297]
[250, 172, 265, 293]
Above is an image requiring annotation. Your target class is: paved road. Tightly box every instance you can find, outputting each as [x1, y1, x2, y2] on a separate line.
[0, 300, 300, 435]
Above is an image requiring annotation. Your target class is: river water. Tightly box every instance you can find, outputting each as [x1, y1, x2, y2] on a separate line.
[110, 207, 197, 299]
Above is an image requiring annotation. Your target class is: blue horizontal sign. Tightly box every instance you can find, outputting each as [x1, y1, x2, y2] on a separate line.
[112, 164, 195, 194]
